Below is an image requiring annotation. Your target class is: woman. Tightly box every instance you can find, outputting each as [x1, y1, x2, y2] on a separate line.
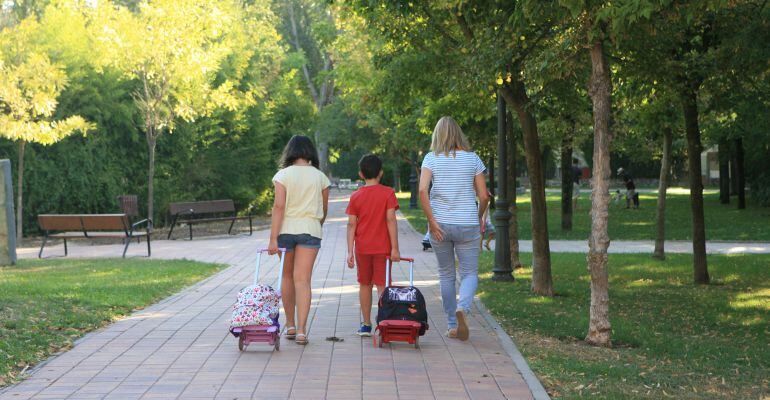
[419, 116, 489, 341]
[268, 135, 330, 345]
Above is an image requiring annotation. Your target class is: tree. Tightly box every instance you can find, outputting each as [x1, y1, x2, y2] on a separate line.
[653, 127, 673, 260]
[277, 0, 337, 174]
[0, 18, 92, 242]
[90, 0, 242, 223]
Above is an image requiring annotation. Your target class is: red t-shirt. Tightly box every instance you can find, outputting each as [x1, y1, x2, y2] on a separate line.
[345, 184, 399, 255]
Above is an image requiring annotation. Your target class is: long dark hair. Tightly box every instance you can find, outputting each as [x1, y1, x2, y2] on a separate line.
[278, 135, 320, 169]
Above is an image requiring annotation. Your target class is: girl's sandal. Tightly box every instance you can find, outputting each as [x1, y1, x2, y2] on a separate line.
[295, 333, 309, 345]
[285, 326, 297, 340]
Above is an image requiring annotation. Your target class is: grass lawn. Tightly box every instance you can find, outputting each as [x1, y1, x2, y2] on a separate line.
[476, 252, 769, 399]
[0, 258, 225, 387]
[397, 189, 770, 241]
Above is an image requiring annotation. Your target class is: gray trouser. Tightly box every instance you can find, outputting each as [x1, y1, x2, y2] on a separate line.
[430, 223, 481, 329]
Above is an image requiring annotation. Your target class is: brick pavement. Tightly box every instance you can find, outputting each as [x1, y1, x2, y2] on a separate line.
[2, 193, 540, 400]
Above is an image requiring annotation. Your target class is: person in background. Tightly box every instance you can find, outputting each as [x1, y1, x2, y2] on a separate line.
[572, 159, 582, 211]
[617, 167, 639, 209]
[480, 189, 495, 251]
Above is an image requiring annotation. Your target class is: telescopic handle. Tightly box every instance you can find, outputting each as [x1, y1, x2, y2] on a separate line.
[254, 248, 287, 288]
[385, 256, 415, 287]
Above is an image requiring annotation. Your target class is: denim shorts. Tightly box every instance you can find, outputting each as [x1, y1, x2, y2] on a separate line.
[277, 234, 321, 252]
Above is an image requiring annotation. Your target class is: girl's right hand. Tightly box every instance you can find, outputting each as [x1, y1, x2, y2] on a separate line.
[429, 220, 445, 242]
[267, 239, 279, 255]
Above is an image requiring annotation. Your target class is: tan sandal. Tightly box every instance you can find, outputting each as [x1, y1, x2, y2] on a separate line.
[285, 326, 297, 340]
[295, 333, 308, 345]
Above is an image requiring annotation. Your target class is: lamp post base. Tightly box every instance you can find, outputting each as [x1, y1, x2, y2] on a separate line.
[491, 270, 514, 282]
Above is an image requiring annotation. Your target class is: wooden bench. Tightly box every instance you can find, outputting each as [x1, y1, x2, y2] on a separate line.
[167, 200, 253, 240]
[37, 214, 151, 258]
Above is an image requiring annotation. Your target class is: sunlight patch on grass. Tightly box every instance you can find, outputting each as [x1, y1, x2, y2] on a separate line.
[626, 278, 656, 288]
[730, 288, 770, 310]
[621, 221, 653, 227]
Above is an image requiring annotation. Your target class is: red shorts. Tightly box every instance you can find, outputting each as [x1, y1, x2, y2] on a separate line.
[355, 253, 387, 286]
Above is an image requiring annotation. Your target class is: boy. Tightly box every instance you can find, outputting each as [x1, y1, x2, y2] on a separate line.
[346, 154, 401, 337]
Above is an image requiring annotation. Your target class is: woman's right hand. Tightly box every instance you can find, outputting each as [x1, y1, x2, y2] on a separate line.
[267, 238, 279, 255]
[429, 220, 445, 242]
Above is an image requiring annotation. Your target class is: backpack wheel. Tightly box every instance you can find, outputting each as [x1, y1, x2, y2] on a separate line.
[414, 336, 420, 349]
[274, 339, 280, 351]
[238, 336, 245, 351]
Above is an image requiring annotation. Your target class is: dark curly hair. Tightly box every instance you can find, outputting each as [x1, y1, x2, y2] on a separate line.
[278, 135, 320, 169]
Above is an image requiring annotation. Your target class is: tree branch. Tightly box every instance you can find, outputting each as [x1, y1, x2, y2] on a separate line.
[288, 2, 320, 105]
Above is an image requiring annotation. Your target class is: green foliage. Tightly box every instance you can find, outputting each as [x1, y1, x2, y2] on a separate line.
[0, 0, 317, 233]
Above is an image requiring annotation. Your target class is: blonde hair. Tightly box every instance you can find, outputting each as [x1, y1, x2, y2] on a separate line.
[430, 116, 471, 156]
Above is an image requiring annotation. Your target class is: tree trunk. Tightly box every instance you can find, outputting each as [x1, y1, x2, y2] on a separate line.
[585, 40, 612, 347]
[317, 140, 330, 175]
[560, 135, 573, 231]
[16, 141, 25, 244]
[501, 81, 552, 296]
[147, 135, 157, 228]
[718, 140, 730, 204]
[735, 138, 745, 209]
[682, 89, 709, 284]
[393, 165, 401, 192]
[730, 153, 738, 196]
[507, 111, 522, 269]
[653, 128, 672, 260]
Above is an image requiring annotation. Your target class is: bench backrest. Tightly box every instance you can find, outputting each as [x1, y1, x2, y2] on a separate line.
[117, 195, 139, 217]
[168, 200, 235, 216]
[38, 215, 83, 231]
[81, 214, 129, 231]
[38, 214, 129, 232]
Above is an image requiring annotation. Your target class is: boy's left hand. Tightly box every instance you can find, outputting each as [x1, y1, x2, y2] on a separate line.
[390, 249, 401, 262]
[346, 253, 355, 268]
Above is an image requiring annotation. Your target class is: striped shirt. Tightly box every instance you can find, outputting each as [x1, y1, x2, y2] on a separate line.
[421, 150, 486, 226]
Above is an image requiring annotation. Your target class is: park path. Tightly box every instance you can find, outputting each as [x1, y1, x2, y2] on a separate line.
[2, 193, 544, 400]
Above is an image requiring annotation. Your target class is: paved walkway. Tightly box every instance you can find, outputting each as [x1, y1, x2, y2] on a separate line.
[2, 194, 542, 400]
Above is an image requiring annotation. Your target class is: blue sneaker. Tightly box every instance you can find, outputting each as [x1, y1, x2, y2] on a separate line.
[357, 323, 373, 337]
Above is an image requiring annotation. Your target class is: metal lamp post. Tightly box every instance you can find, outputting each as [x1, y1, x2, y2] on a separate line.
[492, 91, 513, 281]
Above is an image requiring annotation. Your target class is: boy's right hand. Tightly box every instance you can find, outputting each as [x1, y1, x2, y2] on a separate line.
[346, 253, 355, 268]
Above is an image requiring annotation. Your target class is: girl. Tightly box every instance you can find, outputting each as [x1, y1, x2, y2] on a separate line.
[268, 135, 330, 345]
[419, 116, 489, 341]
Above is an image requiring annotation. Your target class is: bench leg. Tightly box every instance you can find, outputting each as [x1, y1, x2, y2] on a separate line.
[146, 233, 151, 257]
[123, 233, 132, 258]
[228, 217, 236, 235]
[248, 216, 253, 236]
[38, 236, 48, 258]
[64, 239, 68, 256]
[167, 215, 178, 239]
[188, 223, 193, 241]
